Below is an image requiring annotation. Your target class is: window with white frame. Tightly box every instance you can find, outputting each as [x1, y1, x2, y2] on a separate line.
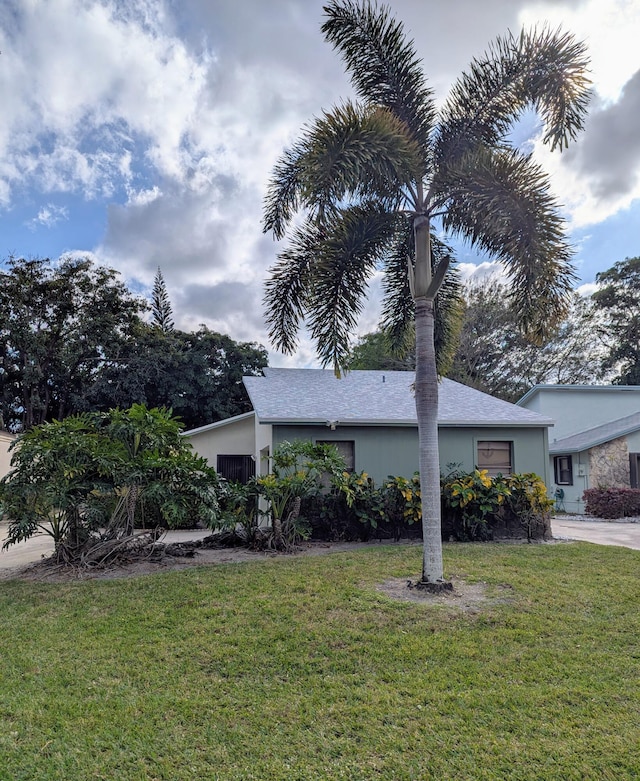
[554, 455, 573, 486]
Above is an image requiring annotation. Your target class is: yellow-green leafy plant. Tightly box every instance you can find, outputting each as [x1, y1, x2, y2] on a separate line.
[502, 473, 554, 539]
[384, 473, 423, 526]
[332, 470, 386, 531]
[441, 469, 511, 540]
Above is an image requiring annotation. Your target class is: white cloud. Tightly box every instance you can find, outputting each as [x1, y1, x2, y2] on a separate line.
[27, 203, 69, 229]
[3, 0, 639, 371]
[522, 1, 640, 228]
[0, 0, 209, 200]
[576, 281, 598, 296]
[457, 261, 507, 283]
[520, 0, 640, 103]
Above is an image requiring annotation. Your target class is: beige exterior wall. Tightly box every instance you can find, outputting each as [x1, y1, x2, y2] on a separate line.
[185, 415, 256, 471]
[255, 420, 273, 476]
[0, 432, 16, 478]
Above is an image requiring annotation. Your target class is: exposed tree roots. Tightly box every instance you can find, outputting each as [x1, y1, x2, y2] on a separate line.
[409, 579, 454, 593]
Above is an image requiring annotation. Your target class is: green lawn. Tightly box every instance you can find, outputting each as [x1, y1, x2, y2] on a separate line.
[1, 542, 638, 780]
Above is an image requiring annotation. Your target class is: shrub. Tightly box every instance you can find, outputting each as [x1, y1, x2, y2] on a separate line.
[583, 487, 640, 519]
[254, 440, 347, 550]
[441, 469, 552, 541]
[0, 405, 222, 562]
[498, 473, 554, 540]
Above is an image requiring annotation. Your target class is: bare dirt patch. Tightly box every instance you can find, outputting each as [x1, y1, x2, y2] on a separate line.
[376, 576, 516, 611]
[0, 539, 402, 583]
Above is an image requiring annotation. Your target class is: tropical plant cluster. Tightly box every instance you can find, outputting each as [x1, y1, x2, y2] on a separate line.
[218, 442, 552, 546]
[0, 405, 221, 565]
[583, 487, 640, 519]
[217, 440, 347, 550]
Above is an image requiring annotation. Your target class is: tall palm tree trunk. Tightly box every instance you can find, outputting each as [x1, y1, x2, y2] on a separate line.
[415, 295, 444, 584]
[413, 213, 446, 585]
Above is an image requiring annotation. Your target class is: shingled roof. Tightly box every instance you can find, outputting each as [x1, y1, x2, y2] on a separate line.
[550, 411, 640, 454]
[243, 369, 553, 428]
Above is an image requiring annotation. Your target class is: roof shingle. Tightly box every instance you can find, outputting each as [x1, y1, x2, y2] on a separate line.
[243, 369, 552, 427]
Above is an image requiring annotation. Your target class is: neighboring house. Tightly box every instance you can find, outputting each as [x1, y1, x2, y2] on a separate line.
[517, 385, 640, 513]
[184, 368, 553, 486]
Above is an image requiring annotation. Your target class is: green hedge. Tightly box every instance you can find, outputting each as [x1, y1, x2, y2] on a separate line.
[303, 469, 553, 542]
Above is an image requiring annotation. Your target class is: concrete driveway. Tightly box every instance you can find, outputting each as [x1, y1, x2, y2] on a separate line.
[551, 517, 640, 550]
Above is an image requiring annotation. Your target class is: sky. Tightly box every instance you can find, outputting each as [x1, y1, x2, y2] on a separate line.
[1, 0, 640, 367]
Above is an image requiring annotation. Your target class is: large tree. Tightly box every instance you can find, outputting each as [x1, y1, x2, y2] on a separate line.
[592, 256, 640, 385]
[263, 1, 590, 586]
[0, 256, 145, 431]
[87, 324, 268, 430]
[448, 277, 608, 401]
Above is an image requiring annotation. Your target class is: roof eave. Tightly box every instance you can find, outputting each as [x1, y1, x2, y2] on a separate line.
[551, 424, 640, 454]
[258, 417, 552, 428]
[182, 410, 255, 436]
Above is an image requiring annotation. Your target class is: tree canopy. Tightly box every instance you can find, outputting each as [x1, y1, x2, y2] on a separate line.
[87, 325, 267, 430]
[448, 277, 608, 401]
[0, 256, 145, 431]
[592, 256, 640, 385]
[0, 256, 268, 432]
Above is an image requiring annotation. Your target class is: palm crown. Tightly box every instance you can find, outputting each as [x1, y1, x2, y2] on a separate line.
[263, 1, 590, 372]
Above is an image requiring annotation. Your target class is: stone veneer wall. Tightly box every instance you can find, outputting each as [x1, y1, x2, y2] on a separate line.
[588, 437, 630, 488]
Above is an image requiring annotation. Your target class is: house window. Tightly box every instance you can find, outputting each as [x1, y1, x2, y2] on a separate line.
[217, 454, 255, 484]
[316, 440, 355, 471]
[630, 453, 640, 489]
[554, 455, 573, 486]
[477, 441, 512, 477]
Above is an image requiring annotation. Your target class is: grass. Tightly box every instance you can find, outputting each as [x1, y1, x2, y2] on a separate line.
[0, 541, 639, 780]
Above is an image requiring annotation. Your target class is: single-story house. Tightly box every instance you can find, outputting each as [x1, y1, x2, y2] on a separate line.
[517, 384, 640, 513]
[185, 368, 553, 486]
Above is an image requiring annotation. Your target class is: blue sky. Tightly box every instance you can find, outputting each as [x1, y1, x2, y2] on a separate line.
[1, 0, 639, 365]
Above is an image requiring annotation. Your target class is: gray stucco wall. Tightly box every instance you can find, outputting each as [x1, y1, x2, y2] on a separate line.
[272, 424, 549, 485]
[522, 387, 640, 442]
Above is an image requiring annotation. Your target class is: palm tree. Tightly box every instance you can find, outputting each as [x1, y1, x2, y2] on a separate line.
[262, 0, 590, 587]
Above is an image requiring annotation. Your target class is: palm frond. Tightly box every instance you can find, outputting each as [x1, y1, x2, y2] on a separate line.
[305, 205, 399, 372]
[263, 225, 320, 354]
[263, 142, 307, 240]
[301, 102, 420, 216]
[441, 146, 575, 341]
[379, 217, 414, 353]
[322, 0, 435, 156]
[263, 101, 419, 240]
[435, 25, 591, 167]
